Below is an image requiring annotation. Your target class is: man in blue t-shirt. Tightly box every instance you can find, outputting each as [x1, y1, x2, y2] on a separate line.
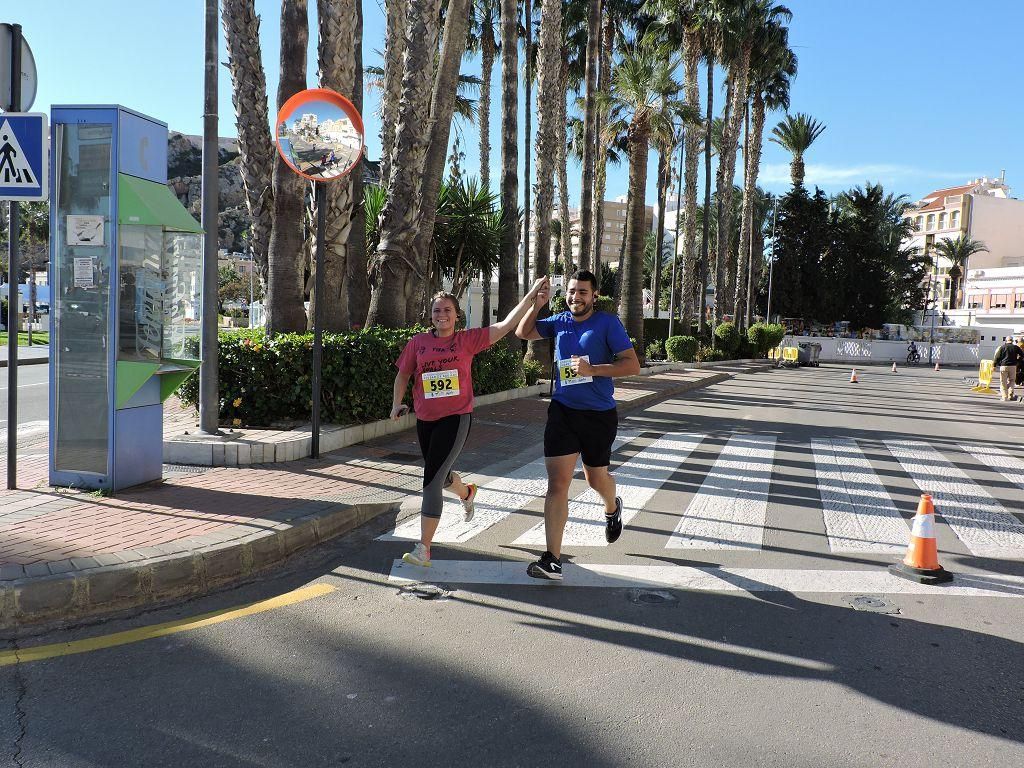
[516, 270, 640, 580]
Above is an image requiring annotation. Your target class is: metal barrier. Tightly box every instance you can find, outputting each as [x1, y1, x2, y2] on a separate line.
[780, 347, 800, 367]
[971, 359, 995, 394]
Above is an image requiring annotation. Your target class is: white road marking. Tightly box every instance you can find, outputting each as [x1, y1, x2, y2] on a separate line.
[376, 452, 552, 543]
[387, 559, 1024, 597]
[963, 444, 1024, 492]
[666, 434, 776, 550]
[887, 440, 1024, 558]
[512, 433, 705, 547]
[812, 438, 908, 553]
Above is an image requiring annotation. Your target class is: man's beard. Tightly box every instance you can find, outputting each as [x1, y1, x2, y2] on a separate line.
[569, 300, 593, 317]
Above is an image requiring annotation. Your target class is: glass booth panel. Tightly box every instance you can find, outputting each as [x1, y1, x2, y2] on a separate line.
[52, 123, 113, 475]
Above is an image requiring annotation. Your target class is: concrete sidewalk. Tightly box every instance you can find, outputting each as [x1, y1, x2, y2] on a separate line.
[0, 344, 49, 367]
[0, 363, 766, 632]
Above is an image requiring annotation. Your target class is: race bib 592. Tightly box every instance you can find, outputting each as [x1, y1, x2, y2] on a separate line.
[422, 369, 461, 399]
[557, 356, 593, 386]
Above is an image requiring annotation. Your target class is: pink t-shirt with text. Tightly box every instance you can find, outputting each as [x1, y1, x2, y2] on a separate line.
[396, 327, 492, 421]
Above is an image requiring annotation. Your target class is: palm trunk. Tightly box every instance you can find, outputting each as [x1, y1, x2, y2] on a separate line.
[591, 12, 613, 279]
[652, 148, 669, 319]
[407, 0, 473, 324]
[526, 0, 561, 362]
[313, 0, 357, 332]
[497, 0, 520, 322]
[366, 0, 443, 328]
[221, 0, 274, 290]
[735, 93, 765, 331]
[620, 124, 649, 362]
[716, 46, 751, 320]
[266, 0, 309, 333]
[345, 0, 370, 327]
[522, 0, 533, 291]
[681, 29, 700, 334]
[791, 156, 804, 187]
[379, 0, 407, 189]
[698, 51, 713, 336]
[577, 0, 601, 271]
[480, 18, 495, 326]
[557, 58, 572, 275]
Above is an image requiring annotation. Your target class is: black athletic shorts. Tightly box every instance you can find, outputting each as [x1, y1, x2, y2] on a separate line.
[543, 400, 618, 467]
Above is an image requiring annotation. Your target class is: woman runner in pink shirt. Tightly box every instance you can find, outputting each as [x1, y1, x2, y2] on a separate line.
[391, 277, 550, 567]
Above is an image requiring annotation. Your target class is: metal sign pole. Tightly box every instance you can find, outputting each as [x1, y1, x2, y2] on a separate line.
[311, 182, 326, 458]
[6, 23, 22, 489]
[199, 0, 220, 435]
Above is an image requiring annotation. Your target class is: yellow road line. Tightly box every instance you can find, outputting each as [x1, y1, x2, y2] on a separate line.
[0, 583, 336, 667]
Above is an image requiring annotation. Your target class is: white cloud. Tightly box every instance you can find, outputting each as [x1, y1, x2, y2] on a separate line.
[756, 163, 972, 187]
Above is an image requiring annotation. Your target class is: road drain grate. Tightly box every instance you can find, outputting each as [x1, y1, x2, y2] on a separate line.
[398, 584, 454, 601]
[628, 589, 677, 605]
[847, 595, 900, 614]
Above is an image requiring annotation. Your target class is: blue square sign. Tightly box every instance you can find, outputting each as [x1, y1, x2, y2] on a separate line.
[0, 112, 47, 201]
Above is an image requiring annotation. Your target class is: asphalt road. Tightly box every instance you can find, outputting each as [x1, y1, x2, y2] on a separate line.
[0, 363, 49, 433]
[2, 365, 1023, 768]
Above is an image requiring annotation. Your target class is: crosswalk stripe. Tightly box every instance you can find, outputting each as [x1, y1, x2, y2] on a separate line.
[387, 559, 1024, 597]
[376, 453, 551, 543]
[963, 444, 1024, 492]
[886, 440, 1024, 558]
[812, 438, 908, 553]
[511, 434, 705, 547]
[666, 434, 776, 550]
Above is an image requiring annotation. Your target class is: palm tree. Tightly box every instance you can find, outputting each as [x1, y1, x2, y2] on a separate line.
[577, 0, 602, 271]
[379, 0, 408, 189]
[313, 0, 360, 331]
[221, 0, 275, 293]
[716, 0, 791, 318]
[769, 112, 825, 188]
[734, 20, 793, 329]
[265, 0, 309, 333]
[366, 0, 444, 328]
[470, 0, 500, 324]
[933, 234, 988, 311]
[603, 45, 683, 360]
[527, 0, 563, 362]
[497, 0, 521, 323]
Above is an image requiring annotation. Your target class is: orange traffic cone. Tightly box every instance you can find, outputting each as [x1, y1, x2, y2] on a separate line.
[891, 362, 897, 373]
[849, 368, 859, 383]
[889, 494, 953, 585]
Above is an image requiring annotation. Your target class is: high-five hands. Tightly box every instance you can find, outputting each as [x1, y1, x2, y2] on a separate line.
[530, 276, 551, 306]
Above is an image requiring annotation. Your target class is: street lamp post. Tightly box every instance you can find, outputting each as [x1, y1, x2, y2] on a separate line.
[765, 197, 779, 323]
[928, 275, 938, 365]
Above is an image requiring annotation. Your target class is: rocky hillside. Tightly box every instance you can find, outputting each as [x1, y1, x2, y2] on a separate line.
[167, 132, 252, 253]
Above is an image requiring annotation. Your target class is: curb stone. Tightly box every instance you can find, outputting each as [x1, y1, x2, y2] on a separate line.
[0, 500, 400, 635]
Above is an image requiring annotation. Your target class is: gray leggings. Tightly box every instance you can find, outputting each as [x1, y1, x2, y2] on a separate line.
[416, 413, 472, 519]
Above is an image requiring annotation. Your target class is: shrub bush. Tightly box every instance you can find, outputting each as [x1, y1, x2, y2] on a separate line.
[646, 339, 665, 361]
[714, 321, 741, 356]
[665, 335, 698, 362]
[522, 358, 544, 386]
[747, 322, 771, 357]
[696, 343, 727, 363]
[178, 327, 525, 427]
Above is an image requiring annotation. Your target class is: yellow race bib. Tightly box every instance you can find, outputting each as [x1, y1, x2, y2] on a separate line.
[557, 356, 593, 386]
[422, 369, 461, 399]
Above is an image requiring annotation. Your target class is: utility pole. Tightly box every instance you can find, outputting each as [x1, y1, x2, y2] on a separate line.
[199, 0, 221, 434]
[765, 197, 779, 323]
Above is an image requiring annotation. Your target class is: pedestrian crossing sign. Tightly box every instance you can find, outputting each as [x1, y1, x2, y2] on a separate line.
[0, 112, 47, 201]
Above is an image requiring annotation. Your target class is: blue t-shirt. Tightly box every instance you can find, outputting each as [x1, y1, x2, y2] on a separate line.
[535, 310, 633, 411]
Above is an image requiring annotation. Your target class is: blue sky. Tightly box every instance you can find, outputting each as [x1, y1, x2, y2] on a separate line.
[14, 0, 1024, 207]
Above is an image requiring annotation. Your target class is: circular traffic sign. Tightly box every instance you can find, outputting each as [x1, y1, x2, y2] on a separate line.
[275, 88, 364, 182]
[0, 24, 38, 111]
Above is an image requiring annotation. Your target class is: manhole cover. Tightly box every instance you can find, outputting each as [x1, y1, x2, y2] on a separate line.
[397, 584, 453, 601]
[847, 595, 900, 614]
[628, 589, 677, 605]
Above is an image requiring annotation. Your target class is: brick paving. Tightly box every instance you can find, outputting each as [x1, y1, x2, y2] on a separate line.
[0, 367, 743, 580]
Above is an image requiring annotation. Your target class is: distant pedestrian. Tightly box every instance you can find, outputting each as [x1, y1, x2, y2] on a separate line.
[392, 277, 550, 568]
[993, 336, 1022, 401]
[328, 150, 336, 167]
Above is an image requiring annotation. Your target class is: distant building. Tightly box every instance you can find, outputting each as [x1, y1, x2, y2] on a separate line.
[565, 198, 655, 270]
[904, 176, 1024, 324]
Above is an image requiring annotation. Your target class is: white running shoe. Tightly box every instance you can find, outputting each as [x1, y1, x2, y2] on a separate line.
[461, 483, 478, 522]
[402, 543, 431, 567]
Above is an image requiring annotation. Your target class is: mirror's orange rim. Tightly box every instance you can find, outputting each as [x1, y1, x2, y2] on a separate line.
[275, 88, 365, 182]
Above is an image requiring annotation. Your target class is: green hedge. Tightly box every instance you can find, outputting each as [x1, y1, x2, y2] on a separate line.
[714, 322, 741, 356]
[665, 335, 698, 362]
[746, 322, 787, 357]
[178, 327, 524, 427]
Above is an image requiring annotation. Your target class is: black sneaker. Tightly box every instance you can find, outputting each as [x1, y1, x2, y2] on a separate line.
[605, 496, 623, 543]
[527, 551, 563, 581]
